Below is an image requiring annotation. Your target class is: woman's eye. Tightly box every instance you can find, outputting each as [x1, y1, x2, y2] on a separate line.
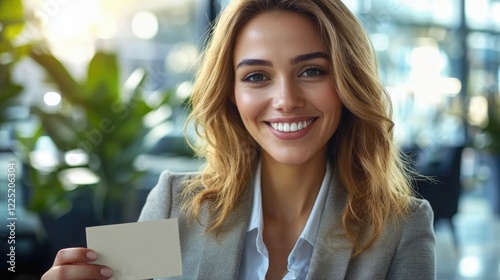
[301, 68, 326, 77]
[243, 73, 268, 83]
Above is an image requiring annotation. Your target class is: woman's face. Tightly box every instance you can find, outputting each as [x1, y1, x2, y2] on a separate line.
[233, 11, 343, 166]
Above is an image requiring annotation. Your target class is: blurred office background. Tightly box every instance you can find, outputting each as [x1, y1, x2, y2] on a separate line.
[0, 0, 499, 279]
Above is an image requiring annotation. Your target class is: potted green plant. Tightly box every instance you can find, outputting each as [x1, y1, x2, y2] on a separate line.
[16, 48, 194, 222]
[0, 0, 193, 221]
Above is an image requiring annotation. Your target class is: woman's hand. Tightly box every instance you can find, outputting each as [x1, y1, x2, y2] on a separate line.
[41, 248, 113, 280]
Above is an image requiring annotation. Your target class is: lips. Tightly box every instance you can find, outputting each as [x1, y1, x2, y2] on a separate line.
[269, 119, 314, 133]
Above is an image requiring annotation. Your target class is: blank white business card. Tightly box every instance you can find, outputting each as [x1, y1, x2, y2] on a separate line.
[86, 219, 182, 280]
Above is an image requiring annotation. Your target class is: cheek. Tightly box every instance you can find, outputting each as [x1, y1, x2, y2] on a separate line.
[317, 90, 343, 127]
[235, 90, 266, 121]
[315, 87, 342, 111]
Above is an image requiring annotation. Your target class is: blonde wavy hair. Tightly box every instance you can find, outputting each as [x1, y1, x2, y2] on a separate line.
[183, 0, 413, 257]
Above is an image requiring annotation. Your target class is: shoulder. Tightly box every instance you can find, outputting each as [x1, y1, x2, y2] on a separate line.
[398, 196, 435, 250]
[367, 197, 435, 277]
[155, 170, 199, 195]
[384, 196, 434, 237]
[404, 196, 434, 228]
[366, 196, 435, 256]
[380, 197, 436, 278]
[138, 170, 200, 222]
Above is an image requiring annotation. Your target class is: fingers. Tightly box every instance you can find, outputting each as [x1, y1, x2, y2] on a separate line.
[41, 248, 113, 280]
[53, 248, 97, 266]
[42, 264, 113, 280]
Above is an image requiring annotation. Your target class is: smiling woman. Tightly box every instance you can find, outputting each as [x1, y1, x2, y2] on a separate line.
[42, 1, 436, 280]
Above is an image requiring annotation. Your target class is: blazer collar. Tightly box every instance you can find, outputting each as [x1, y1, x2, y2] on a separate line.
[306, 173, 354, 280]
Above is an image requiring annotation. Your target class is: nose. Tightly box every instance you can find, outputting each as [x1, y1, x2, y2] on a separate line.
[272, 78, 304, 112]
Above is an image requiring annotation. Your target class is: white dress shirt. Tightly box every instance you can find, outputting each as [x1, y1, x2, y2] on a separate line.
[239, 160, 332, 280]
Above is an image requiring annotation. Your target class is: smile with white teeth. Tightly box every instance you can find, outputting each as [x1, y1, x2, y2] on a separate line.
[270, 119, 314, 132]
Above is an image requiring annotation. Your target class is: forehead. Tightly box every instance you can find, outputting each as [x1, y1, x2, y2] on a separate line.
[233, 11, 326, 60]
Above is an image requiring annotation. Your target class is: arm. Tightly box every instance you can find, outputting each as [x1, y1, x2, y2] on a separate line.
[387, 199, 436, 280]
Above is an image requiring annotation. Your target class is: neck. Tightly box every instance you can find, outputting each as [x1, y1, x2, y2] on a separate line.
[260, 153, 327, 223]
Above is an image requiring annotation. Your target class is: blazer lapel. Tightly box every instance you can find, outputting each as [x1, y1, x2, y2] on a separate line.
[306, 174, 353, 280]
[194, 182, 253, 279]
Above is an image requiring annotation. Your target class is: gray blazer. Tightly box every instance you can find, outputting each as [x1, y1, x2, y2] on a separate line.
[138, 171, 436, 280]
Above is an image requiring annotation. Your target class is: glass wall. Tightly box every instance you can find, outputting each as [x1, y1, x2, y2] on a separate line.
[353, 0, 466, 147]
[356, 0, 500, 148]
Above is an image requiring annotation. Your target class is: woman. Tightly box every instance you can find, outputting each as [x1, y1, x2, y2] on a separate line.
[42, 0, 435, 279]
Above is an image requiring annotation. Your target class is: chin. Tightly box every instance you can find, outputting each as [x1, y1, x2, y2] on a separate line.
[259, 142, 328, 165]
[265, 152, 318, 166]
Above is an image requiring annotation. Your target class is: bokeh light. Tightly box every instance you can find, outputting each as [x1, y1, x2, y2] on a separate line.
[43, 91, 62, 106]
[131, 11, 158, 40]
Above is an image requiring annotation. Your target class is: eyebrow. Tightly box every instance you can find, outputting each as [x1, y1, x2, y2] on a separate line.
[291, 52, 330, 65]
[235, 51, 330, 69]
[235, 58, 272, 69]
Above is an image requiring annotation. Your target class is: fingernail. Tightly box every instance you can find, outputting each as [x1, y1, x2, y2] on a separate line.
[86, 251, 97, 260]
[101, 267, 113, 277]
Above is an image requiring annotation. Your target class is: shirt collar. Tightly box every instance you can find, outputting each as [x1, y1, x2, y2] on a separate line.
[247, 159, 332, 247]
[247, 160, 263, 232]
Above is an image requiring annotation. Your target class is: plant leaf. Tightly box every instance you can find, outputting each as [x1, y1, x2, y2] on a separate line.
[85, 52, 119, 102]
[0, 0, 24, 22]
[30, 50, 86, 105]
[31, 107, 82, 150]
